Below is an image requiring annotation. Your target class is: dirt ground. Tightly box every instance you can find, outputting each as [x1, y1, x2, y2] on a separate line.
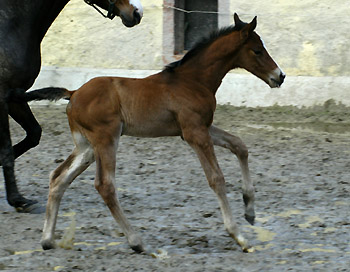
[0, 102, 349, 271]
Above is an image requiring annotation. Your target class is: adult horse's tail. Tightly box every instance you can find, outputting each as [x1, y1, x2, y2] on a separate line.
[10, 87, 73, 102]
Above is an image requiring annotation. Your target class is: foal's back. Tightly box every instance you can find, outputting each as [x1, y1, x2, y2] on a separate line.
[67, 73, 210, 138]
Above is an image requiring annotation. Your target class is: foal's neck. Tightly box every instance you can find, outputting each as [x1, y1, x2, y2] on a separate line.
[179, 31, 242, 94]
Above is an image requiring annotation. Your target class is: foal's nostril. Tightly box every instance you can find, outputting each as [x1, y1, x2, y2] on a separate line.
[280, 72, 286, 83]
[134, 9, 141, 24]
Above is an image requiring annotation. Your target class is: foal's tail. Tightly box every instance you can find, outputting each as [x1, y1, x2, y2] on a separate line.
[10, 87, 73, 102]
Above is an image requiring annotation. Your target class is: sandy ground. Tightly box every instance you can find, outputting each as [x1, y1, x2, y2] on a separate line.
[0, 103, 349, 271]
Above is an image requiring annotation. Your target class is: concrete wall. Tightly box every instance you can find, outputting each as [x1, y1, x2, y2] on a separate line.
[31, 67, 350, 107]
[230, 0, 350, 77]
[42, 0, 350, 76]
[42, 0, 164, 69]
[38, 0, 350, 107]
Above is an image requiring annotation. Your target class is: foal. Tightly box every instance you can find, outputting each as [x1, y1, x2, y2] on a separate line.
[15, 14, 285, 252]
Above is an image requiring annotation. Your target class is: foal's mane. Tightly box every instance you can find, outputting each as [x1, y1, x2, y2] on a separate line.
[164, 22, 247, 72]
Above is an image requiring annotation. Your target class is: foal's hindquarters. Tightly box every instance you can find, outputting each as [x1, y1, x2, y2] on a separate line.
[41, 101, 144, 252]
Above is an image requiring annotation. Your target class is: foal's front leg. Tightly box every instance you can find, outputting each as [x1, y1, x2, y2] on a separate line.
[183, 127, 249, 252]
[93, 135, 144, 253]
[209, 125, 255, 225]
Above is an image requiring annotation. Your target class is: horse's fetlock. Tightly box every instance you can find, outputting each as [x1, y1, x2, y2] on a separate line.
[243, 193, 249, 206]
[1, 159, 14, 169]
[27, 125, 42, 147]
[243, 189, 254, 204]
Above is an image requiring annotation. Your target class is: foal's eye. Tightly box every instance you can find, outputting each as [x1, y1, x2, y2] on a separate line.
[253, 50, 263, 56]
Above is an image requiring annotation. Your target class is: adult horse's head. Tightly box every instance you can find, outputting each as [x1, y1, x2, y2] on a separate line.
[85, 0, 143, 27]
[233, 13, 285, 88]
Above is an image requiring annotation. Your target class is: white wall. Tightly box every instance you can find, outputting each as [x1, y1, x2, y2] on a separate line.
[31, 67, 350, 107]
[41, 0, 164, 70]
[230, 0, 350, 77]
[38, 1, 350, 107]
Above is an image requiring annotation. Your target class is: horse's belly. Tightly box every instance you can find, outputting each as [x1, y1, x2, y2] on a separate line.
[0, 41, 41, 88]
[122, 120, 181, 138]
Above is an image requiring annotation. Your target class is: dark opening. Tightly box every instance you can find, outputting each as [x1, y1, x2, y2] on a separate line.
[174, 0, 218, 54]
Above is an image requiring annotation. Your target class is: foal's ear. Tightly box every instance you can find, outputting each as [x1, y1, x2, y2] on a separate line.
[240, 16, 257, 41]
[233, 13, 243, 25]
[249, 16, 257, 31]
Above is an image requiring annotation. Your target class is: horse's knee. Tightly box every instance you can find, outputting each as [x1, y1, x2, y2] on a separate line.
[48, 180, 64, 198]
[48, 167, 70, 198]
[208, 174, 226, 193]
[95, 181, 116, 202]
[231, 139, 248, 160]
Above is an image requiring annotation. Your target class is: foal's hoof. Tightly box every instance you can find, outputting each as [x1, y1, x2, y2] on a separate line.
[245, 213, 255, 225]
[41, 240, 56, 250]
[234, 234, 252, 253]
[131, 244, 145, 253]
[128, 234, 144, 253]
[244, 246, 255, 253]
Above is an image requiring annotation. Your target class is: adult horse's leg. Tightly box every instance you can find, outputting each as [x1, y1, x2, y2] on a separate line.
[182, 125, 249, 252]
[91, 125, 144, 253]
[0, 96, 37, 212]
[8, 101, 42, 160]
[209, 125, 255, 225]
[41, 136, 95, 250]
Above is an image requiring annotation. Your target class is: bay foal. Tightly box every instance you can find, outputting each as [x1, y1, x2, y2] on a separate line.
[15, 14, 285, 252]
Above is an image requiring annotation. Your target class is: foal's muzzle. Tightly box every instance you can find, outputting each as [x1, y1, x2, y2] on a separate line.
[268, 68, 286, 88]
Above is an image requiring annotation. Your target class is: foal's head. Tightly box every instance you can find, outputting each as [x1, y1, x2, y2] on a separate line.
[94, 0, 143, 27]
[233, 14, 285, 88]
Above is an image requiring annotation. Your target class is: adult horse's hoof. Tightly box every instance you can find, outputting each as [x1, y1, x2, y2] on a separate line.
[15, 199, 45, 214]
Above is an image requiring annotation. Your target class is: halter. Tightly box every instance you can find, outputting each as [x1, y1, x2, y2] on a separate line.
[84, 0, 117, 20]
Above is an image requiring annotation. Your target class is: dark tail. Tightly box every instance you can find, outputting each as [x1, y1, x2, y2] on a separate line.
[10, 87, 72, 103]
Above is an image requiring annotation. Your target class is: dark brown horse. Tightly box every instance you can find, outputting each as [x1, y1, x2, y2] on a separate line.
[12, 14, 285, 252]
[0, 0, 143, 213]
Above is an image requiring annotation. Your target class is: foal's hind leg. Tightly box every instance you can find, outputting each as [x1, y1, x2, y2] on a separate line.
[182, 126, 249, 252]
[41, 135, 94, 250]
[91, 127, 144, 253]
[209, 125, 255, 225]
